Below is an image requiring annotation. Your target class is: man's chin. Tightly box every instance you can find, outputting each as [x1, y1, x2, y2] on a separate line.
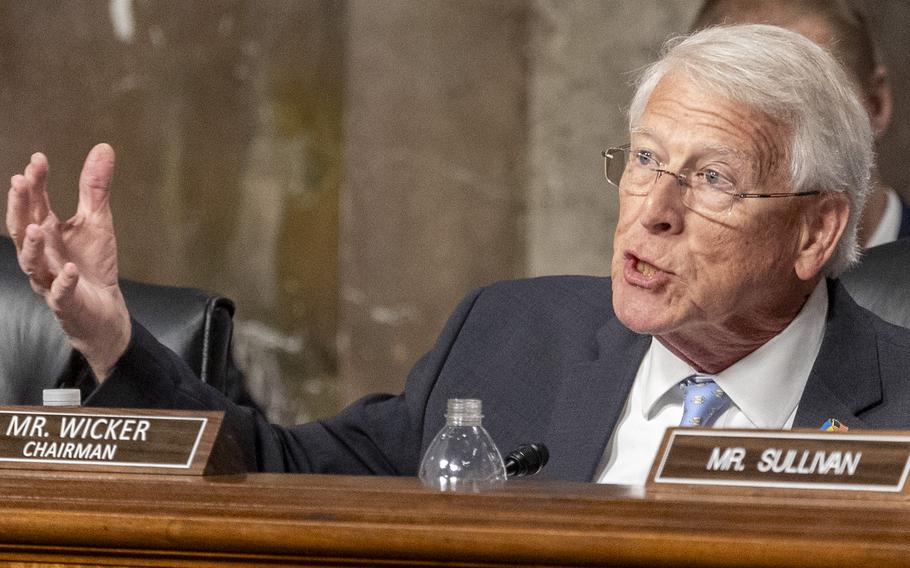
[614, 306, 669, 335]
[612, 293, 679, 335]
[613, 285, 673, 334]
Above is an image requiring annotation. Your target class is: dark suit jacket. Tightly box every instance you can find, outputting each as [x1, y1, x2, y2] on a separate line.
[85, 277, 910, 481]
[900, 199, 910, 239]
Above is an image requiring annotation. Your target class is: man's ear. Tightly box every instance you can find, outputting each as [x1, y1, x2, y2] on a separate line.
[866, 65, 893, 140]
[794, 192, 850, 280]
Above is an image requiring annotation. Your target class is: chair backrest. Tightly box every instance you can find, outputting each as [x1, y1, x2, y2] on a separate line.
[841, 238, 910, 329]
[0, 235, 236, 404]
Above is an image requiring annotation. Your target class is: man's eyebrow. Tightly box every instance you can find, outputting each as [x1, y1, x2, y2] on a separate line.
[628, 130, 750, 161]
[699, 145, 750, 161]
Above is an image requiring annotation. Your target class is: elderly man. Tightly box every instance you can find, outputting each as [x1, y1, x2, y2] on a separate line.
[8, 25, 910, 484]
[692, 0, 909, 246]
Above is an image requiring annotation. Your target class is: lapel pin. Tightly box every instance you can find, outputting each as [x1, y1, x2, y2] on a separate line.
[820, 418, 848, 432]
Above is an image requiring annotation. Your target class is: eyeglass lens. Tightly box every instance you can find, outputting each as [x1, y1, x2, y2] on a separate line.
[602, 147, 734, 214]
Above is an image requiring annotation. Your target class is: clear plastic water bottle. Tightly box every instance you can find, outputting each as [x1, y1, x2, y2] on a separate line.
[418, 399, 507, 492]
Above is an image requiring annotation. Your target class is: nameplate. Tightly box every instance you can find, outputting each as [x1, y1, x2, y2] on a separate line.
[648, 428, 910, 493]
[0, 407, 243, 475]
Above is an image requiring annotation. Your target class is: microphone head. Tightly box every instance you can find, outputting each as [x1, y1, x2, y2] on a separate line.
[504, 443, 550, 478]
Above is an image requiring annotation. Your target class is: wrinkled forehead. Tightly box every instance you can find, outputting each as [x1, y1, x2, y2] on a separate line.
[633, 72, 791, 186]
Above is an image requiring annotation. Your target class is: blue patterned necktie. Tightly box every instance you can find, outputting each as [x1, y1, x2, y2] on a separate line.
[679, 375, 731, 427]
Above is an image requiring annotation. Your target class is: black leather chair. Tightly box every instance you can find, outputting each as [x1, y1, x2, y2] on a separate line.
[841, 238, 910, 329]
[0, 235, 237, 404]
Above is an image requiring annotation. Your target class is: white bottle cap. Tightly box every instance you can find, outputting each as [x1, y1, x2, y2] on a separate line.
[42, 388, 82, 407]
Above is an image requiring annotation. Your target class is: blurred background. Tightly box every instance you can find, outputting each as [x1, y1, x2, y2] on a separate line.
[1, 0, 909, 424]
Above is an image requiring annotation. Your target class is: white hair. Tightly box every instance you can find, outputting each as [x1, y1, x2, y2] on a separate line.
[628, 24, 873, 277]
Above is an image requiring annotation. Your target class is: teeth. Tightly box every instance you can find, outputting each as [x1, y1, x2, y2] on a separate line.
[636, 260, 657, 277]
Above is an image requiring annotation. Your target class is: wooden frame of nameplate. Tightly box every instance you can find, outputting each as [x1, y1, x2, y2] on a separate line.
[0, 406, 244, 475]
[647, 428, 910, 495]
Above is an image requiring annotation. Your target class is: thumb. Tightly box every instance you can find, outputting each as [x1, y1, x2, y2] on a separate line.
[47, 262, 82, 322]
[77, 143, 116, 216]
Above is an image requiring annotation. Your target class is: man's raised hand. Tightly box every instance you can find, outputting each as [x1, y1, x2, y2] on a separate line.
[6, 144, 131, 381]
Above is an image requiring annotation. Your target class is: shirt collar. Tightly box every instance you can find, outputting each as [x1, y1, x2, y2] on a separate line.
[641, 279, 829, 428]
[865, 188, 902, 248]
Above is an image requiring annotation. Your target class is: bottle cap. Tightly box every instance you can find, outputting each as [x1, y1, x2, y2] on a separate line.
[42, 388, 82, 407]
[445, 398, 483, 425]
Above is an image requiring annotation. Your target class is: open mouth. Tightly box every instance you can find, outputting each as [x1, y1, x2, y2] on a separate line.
[635, 259, 658, 277]
[622, 252, 669, 289]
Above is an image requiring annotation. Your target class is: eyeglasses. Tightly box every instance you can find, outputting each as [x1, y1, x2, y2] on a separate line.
[602, 144, 821, 215]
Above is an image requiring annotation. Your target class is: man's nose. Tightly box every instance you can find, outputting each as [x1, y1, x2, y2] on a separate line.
[637, 170, 685, 234]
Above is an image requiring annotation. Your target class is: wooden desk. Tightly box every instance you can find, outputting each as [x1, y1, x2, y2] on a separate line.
[0, 470, 907, 567]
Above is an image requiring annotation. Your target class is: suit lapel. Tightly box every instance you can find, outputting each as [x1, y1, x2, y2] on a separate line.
[538, 280, 880, 480]
[541, 317, 650, 481]
[793, 280, 880, 430]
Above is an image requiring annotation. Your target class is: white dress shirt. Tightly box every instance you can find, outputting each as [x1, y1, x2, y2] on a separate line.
[865, 188, 902, 248]
[596, 279, 829, 485]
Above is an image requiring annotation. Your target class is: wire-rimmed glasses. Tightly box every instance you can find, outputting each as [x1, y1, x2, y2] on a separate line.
[602, 144, 821, 215]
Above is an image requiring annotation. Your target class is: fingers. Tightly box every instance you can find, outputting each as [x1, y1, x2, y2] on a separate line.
[24, 153, 50, 222]
[20, 224, 56, 291]
[7, 152, 50, 248]
[77, 143, 115, 217]
[7, 175, 30, 248]
[47, 262, 81, 319]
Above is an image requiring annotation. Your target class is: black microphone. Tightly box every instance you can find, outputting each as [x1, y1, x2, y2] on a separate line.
[504, 443, 549, 478]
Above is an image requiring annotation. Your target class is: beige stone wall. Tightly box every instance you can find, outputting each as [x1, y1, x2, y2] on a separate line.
[339, 1, 528, 403]
[0, 0, 345, 423]
[2, 1, 910, 421]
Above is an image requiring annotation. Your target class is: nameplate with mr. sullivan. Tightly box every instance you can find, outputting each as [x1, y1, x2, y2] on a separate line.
[648, 428, 910, 493]
[0, 407, 242, 475]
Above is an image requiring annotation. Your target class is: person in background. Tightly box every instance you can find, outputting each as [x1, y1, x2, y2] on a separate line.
[692, 0, 910, 246]
[8, 24, 910, 484]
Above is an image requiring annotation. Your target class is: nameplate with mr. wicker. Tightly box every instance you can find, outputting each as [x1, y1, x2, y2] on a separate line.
[0, 406, 241, 475]
[648, 428, 910, 493]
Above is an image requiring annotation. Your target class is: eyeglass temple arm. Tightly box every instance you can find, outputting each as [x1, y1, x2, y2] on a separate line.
[734, 191, 822, 199]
